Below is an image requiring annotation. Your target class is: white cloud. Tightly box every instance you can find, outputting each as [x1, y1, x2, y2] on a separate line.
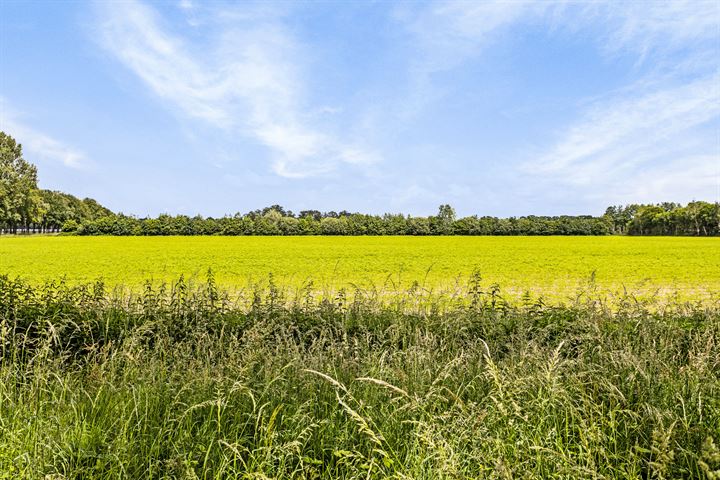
[596, 0, 720, 61]
[88, 0, 719, 203]
[518, 1, 720, 204]
[401, 0, 720, 73]
[399, 1, 719, 204]
[397, 0, 719, 109]
[399, 0, 544, 74]
[520, 77, 720, 204]
[525, 74, 720, 182]
[627, 155, 720, 204]
[391, 0, 548, 117]
[0, 101, 88, 169]
[94, 0, 378, 178]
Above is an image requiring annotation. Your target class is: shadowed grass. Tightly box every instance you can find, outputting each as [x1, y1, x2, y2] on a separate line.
[0, 273, 718, 479]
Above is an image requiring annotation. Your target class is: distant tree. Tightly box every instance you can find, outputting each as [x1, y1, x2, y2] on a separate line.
[61, 219, 79, 233]
[299, 210, 322, 221]
[430, 204, 456, 235]
[0, 131, 41, 233]
[438, 204, 456, 222]
[687, 201, 718, 236]
[82, 197, 114, 220]
[278, 216, 300, 235]
[320, 217, 349, 235]
[407, 216, 431, 235]
[381, 214, 406, 235]
[261, 205, 292, 217]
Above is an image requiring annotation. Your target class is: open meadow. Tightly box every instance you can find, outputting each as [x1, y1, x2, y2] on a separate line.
[1, 235, 718, 303]
[3, 235, 719, 477]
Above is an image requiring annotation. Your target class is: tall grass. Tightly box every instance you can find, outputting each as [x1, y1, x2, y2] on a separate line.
[0, 273, 718, 479]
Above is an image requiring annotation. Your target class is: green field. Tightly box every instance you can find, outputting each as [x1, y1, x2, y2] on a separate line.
[1, 236, 718, 301]
[3, 236, 720, 477]
[2, 274, 719, 478]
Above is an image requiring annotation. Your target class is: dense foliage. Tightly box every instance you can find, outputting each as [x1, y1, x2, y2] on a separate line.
[3, 131, 718, 236]
[0, 132, 112, 233]
[606, 202, 720, 236]
[0, 274, 718, 478]
[68, 201, 718, 236]
[69, 208, 614, 236]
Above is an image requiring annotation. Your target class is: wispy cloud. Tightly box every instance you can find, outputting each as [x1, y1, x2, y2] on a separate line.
[398, 0, 544, 74]
[177, 0, 193, 11]
[0, 100, 88, 169]
[521, 74, 720, 203]
[398, 0, 719, 204]
[595, 0, 720, 62]
[94, 0, 378, 178]
[525, 74, 720, 181]
[521, 1, 720, 203]
[392, 0, 557, 116]
[400, 0, 719, 74]
[628, 155, 720, 204]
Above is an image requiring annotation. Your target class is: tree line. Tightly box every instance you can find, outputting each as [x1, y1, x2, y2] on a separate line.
[0, 132, 112, 233]
[605, 202, 720, 236]
[67, 207, 613, 236]
[2, 131, 718, 236]
[65, 203, 719, 237]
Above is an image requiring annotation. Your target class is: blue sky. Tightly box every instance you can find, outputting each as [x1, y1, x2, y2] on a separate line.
[1, 0, 718, 217]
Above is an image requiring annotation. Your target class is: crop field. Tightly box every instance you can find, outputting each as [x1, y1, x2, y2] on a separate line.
[1, 235, 718, 302]
[2, 235, 720, 478]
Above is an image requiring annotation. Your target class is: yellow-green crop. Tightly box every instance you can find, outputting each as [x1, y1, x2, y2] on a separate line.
[1, 235, 718, 301]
